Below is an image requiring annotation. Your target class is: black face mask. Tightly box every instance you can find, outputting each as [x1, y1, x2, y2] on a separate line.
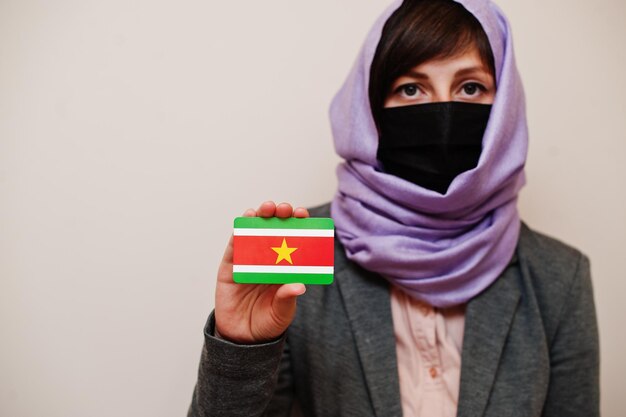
[377, 101, 492, 194]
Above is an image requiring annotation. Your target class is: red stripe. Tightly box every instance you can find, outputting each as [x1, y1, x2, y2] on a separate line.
[233, 236, 334, 266]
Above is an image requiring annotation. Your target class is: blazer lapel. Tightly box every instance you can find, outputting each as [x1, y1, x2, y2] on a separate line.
[456, 257, 522, 417]
[335, 260, 403, 417]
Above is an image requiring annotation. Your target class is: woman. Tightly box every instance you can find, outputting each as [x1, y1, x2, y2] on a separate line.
[188, 0, 599, 416]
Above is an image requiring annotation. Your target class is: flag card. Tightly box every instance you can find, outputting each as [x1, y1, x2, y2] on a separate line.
[232, 217, 335, 285]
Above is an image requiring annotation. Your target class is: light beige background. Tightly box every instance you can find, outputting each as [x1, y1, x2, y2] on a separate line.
[1, 0, 624, 416]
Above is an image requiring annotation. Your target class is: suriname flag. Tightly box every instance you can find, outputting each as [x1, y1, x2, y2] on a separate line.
[232, 216, 335, 285]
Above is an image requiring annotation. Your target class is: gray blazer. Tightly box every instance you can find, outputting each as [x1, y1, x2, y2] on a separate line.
[188, 204, 599, 417]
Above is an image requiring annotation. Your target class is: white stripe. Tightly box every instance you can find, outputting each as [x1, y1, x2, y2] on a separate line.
[233, 265, 334, 274]
[233, 228, 334, 237]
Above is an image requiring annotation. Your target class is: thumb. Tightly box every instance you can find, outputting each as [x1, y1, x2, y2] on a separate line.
[271, 284, 306, 327]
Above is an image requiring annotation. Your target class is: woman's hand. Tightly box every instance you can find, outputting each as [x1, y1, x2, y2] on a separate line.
[214, 201, 309, 344]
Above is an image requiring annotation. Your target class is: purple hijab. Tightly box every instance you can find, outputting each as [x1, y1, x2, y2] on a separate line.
[329, 0, 528, 308]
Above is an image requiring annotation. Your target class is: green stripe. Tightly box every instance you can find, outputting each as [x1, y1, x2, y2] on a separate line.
[233, 272, 334, 285]
[234, 217, 334, 230]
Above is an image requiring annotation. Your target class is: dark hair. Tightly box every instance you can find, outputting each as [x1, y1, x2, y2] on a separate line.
[369, 0, 495, 128]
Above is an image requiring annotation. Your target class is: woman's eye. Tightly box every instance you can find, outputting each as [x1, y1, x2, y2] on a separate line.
[461, 82, 484, 96]
[397, 84, 419, 97]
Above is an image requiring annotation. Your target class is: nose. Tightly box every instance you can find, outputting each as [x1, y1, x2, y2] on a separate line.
[432, 89, 452, 102]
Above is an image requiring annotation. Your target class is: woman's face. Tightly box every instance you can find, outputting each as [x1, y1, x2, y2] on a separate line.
[384, 46, 495, 108]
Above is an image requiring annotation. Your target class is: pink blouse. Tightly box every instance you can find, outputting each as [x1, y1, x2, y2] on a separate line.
[390, 285, 466, 417]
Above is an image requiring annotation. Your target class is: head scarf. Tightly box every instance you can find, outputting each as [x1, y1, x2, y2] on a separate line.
[330, 0, 528, 308]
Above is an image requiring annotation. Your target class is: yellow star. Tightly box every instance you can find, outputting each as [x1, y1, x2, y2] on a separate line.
[271, 238, 298, 265]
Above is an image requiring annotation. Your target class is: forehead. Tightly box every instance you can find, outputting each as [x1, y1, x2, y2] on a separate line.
[408, 47, 490, 75]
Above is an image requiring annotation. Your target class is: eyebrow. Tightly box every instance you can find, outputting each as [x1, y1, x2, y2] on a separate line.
[454, 66, 490, 78]
[404, 66, 490, 80]
[404, 70, 429, 79]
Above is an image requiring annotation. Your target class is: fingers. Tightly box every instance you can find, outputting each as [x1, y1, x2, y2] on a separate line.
[293, 207, 309, 218]
[257, 201, 277, 218]
[276, 283, 306, 298]
[255, 201, 301, 219]
[272, 284, 306, 326]
[275, 202, 294, 218]
[242, 208, 256, 217]
[251, 201, 309, 219]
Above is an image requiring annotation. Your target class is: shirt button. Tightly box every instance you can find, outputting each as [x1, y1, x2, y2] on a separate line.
[429, 367, 438, 378]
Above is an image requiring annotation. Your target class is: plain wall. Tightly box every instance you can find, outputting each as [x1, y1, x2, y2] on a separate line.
[1, 0, 624, 415]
